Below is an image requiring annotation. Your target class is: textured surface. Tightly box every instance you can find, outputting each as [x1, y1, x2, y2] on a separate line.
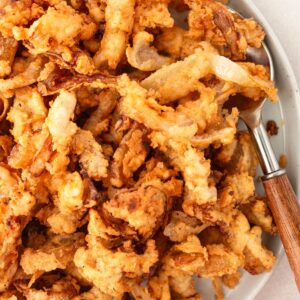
[254, 0, 300, 299]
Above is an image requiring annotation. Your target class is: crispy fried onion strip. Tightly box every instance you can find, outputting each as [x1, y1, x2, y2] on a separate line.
[110, 124, 148, 187]
[141, 44, 277, 103]
[83, 89, 118, 136]
[0, 57, 44, 93]
[0, 97, 10, 122]
[0, 165, 36, 292]
[0, 34, 18, 78]
[94, 0, 136, 69]
[72, 129, 108, 180]
[7, 87, 48, 170]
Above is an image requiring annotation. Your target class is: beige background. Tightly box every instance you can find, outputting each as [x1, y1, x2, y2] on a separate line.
[253, 0, 300, 299]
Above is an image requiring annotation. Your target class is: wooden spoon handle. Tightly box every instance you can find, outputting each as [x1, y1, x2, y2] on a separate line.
[263, 173, 300, 291]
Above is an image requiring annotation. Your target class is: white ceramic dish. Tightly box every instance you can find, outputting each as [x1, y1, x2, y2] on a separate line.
[195, 0, 300, 299]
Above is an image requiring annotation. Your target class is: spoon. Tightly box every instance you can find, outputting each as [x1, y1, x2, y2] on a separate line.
[226, 10, 300, 291]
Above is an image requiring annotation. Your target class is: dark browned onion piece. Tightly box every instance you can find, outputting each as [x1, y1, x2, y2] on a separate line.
[38, 66, 117, 95]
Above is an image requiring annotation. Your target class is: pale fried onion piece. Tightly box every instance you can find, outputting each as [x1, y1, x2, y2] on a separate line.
[87, 208, 130, 244]
[118, 75, 197, 141]
[50, 172, 85, 215]
[9, 91, 77, 175]
[46, 90, 77, 153]
[75, 86, 104, 112]
[179, 146, 217, 214]
[176, 84, 218, 134]
[219, 209, 276, 275]
[155, 26, 186, 59]
[36, 175, 96, 235]
[130, 283, 157, 300]
[35, 174, 98, 235]
[88, 177, 182, 243]
[101, 101, 133, 145]
[148, 271, 171, 300]
[191, 108, 238, 148]
[126, 31, 172, 71]
[221, 209, 251, 254]
[197, 243, 243, 278]
[137, 157, 179, 185]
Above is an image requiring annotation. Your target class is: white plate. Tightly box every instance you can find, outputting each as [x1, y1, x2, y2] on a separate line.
[196, 0, 300, 299]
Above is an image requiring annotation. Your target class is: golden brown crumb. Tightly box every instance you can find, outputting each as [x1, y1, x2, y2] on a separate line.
[222, 271, 241, 288]
[279, 154, 288, 168]
[266, 120, 279, 136]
